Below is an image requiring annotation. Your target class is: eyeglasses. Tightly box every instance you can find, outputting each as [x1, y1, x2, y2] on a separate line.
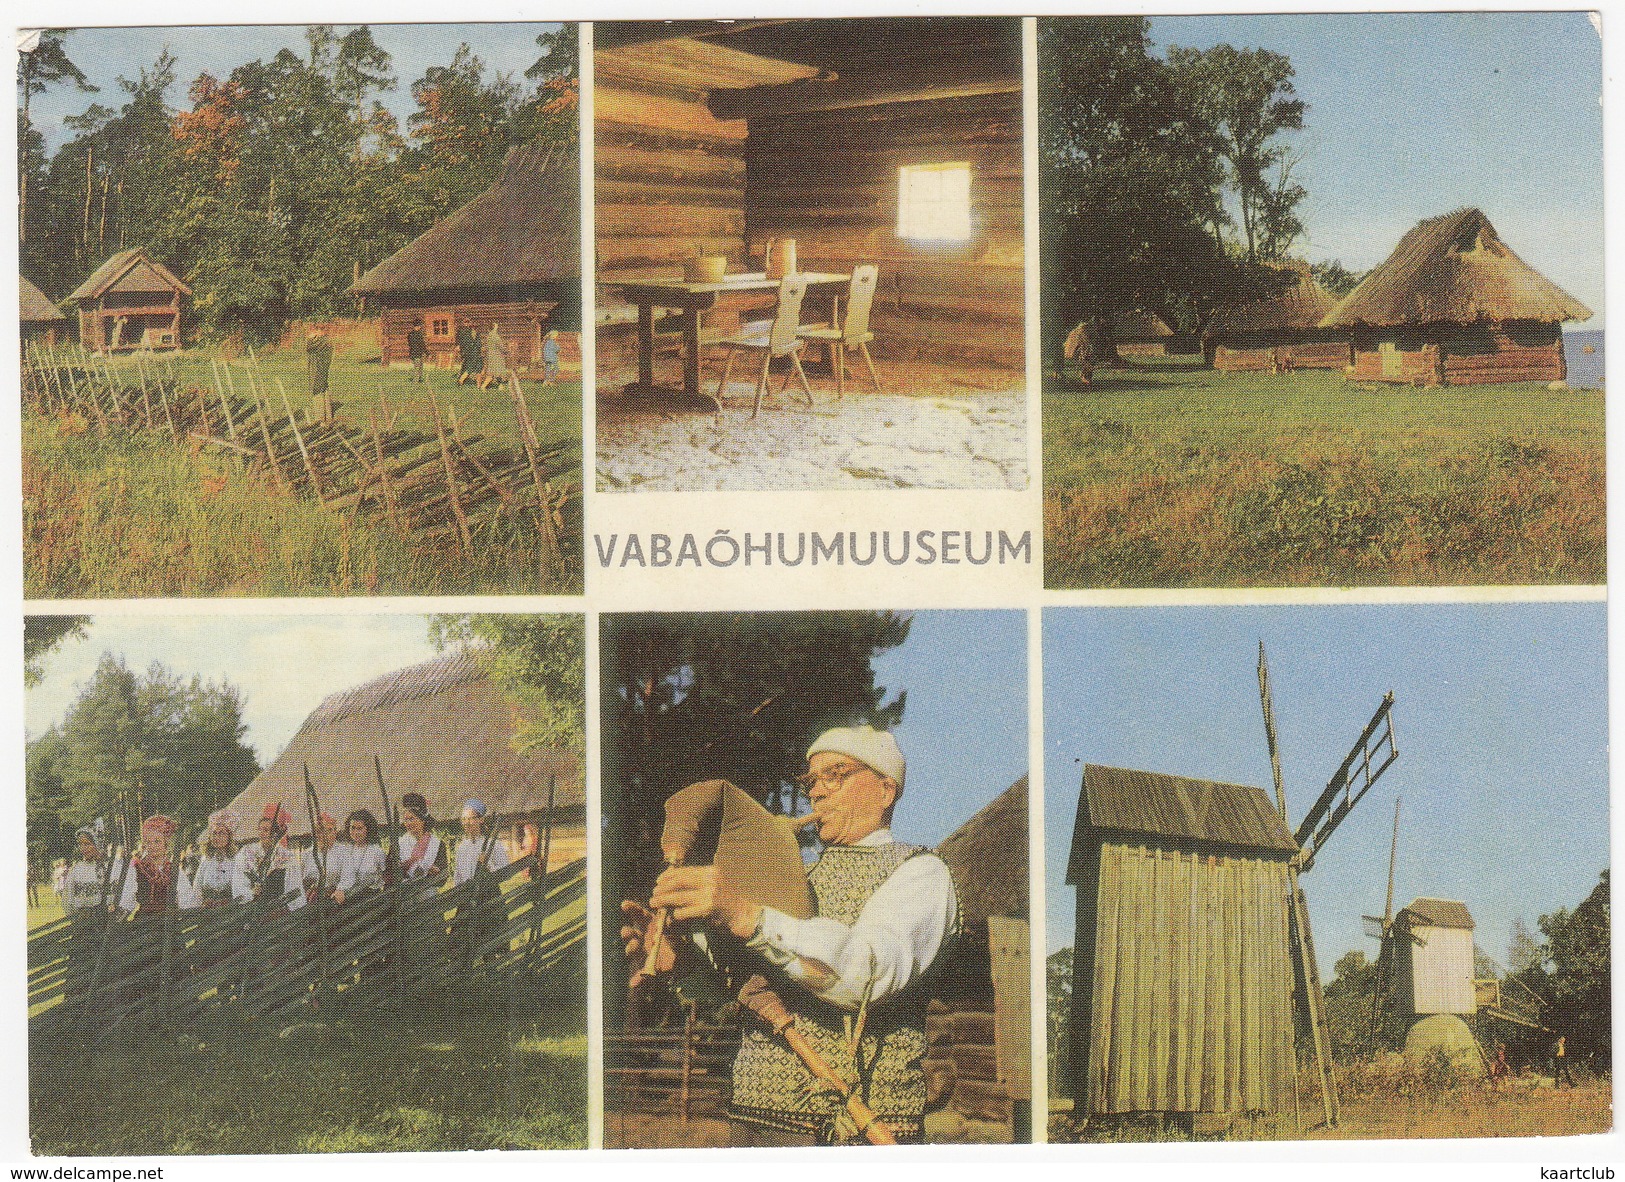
[794, 762, 869, 794]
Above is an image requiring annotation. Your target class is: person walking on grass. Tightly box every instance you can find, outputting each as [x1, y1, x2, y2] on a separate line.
[1552, 1034, 1577, 1088]
[541, 329, 561, 385]
[407, 318, 427, 384]
[456, 325, 481, 386]
[479, 325, 509, 391]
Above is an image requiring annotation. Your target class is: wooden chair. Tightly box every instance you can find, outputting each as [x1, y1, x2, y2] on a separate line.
[713, 273, 813, 417]
[796, 265, 881, 396]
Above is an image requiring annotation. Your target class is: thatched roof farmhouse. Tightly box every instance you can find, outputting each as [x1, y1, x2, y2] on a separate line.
[351, 142, 580, 371]
[227, 650, 583, 839]
[20, 276, 66, 343]
[1322, 208, 1591, 386]
[1207, 263, 1350, 373]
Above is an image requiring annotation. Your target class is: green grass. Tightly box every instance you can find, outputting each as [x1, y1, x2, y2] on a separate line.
[23, 341, 584, 597]
[30, 981, 588, 1155]
[1043, 359, 1605, 587]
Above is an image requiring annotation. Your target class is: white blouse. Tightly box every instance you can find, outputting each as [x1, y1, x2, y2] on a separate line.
[397, 833, 444, 879]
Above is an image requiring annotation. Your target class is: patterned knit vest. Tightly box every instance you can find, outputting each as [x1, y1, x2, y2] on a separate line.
[729, 842, 952, 1141]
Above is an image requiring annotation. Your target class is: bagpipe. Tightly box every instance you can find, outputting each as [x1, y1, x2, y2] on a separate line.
[637, 779, 897, 1146]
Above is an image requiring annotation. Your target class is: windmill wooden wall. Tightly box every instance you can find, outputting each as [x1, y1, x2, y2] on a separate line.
[1067, 765, 1299, 1118]
[1396, 898, 1477, 1017]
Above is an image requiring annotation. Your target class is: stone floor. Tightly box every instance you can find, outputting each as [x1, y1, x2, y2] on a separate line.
[596, 361, 1027, 492]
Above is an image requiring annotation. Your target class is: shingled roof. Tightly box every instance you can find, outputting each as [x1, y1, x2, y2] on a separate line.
[226, 651, 583, 839]
[1322, 208, 1591, 328]
[67, 249, 191, 303]
[1210, 263, 1338, 334]
[1397, 897, 1475, 931]
[20, 276, 65, 324]
[1067, 764, 1297, 883]
[351, 143, 579, 297]
[936, 774, 1027, 926]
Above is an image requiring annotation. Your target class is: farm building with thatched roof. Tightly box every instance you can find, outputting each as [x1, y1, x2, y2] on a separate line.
[1206, 263, 1350, 373]
[20, 276, 66, 345]
[226, 650, 584, 863]
[1322, 208, 1591, 386]
[1113, 309, 1196, 358]
[351, 142, 580, 373]
[66, 249, 189, 353]
[1066, 764, 1299, 1121]
[931, 774, 1030, 1141]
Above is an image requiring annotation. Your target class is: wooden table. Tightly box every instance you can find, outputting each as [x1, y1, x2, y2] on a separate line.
[613, 271, 849, 408]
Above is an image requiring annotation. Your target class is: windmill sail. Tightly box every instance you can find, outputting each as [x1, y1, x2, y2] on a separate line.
[1295, 692, 1398, 870]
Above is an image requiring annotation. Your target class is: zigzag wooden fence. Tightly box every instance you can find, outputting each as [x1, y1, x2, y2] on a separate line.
[20, 341, 579, 584]
[28, 855, 585, 1040]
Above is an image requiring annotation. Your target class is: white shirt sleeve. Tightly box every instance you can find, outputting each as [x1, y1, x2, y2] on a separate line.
[745, 852, 957, 1012]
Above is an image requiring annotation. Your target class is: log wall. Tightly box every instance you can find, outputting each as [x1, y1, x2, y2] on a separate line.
[1213, 339, 1351, 374]
[1349, 324, 1565, 387]
[744, 91, 1024, 368]
[378, 300, 571, 371]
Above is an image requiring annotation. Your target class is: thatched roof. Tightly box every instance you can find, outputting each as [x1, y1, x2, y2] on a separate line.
[351, 143, 579, 297]
[1115, 309, 1173, 340]
[226, 651, 583, 839]
[20, 276, 65, 323]
[1067, 765, 1297, 882]
[1322, 208, 1591, 328]
[1398, 897, 1475, 931]
[936, 775, 1026, 926]
[1209, 263, 1337, 334]
[67, 249, 191, 303]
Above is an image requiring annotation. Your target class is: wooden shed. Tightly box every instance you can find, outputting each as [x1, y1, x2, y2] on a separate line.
[595, 19, 1024, 368]
[20, 276, 66, 346]
[67, 249, 189, 353]
[1114, 310, 1192, 358]
[1066, 764, 1299, 1119]
[1206, 263, 1350, 373]
[351, 143, 580, 373]
[1321, 208, 1591, 386]
[931, 774, 1030, 1142]
[226, 651, 584, 863]
[1394, 897, 1476, 1018]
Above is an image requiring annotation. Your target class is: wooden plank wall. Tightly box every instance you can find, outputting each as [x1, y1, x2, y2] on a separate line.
[378, 300, 565, 368]
[1076, 841, 1296, 1117]
[743, 92, 1024, 368]
[1350, 327, 1563, 386]
[1214, 341, 1352, 374]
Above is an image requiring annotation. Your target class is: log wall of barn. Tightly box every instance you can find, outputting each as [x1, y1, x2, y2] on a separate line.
[1213, 339, 1351, 374]
[1349, 324, 1564, 386]
[743, 91, 1023, 369]
[378, 300, 568, 370]
[1072, 841, 1297, 1117]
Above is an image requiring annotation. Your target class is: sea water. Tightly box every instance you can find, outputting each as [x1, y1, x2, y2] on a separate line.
[1563, 329, 1605, 390]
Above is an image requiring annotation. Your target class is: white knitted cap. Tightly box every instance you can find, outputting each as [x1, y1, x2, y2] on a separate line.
[806, 725, 906, 790]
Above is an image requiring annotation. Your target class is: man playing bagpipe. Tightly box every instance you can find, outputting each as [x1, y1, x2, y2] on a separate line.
[622, 726, 959, 1146]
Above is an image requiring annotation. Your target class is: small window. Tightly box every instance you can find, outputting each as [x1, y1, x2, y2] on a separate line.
[898, 162, 971, 242]
[429, 316, 453, 341]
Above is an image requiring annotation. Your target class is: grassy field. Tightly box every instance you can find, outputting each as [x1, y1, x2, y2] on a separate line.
[23, 341, 583, 597]
[1044, 360, 1605, 587]
[30, 979, 588, 1155]
[1049, 1078, 1611, 1143]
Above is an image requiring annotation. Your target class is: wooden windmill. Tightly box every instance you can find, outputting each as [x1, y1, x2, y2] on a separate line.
[1361, 798, 1426, 1050]
[1257, 642, 1398, 1129]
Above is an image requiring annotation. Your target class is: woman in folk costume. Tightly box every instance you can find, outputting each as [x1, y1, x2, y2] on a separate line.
[302, 811, 340, 904]
[120, 814, 186, 915]
[233, 802, 305, 910]
[58, 821, 121, 917]
[397, 793, 448, 882]
[332, 809, 386, 904]
[453, 799, 510, 887]
[188, 810, 240, 909]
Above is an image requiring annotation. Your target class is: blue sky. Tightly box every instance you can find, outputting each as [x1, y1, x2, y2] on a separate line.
[24, 614, 440, 764]
[1151, 12, 1603, 326]
[26, 23, 563, 155]
[871, 610, 1028, 848]
[1042, 603, 1608, 980]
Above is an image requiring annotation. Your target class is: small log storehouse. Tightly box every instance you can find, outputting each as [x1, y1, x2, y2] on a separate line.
[595, 19, 1024, 370]
[351, 143, 581, 374]
[226, 651, 584, 864]
[1066, 764, 1299, 1121]
[1321, 208, 1591, 386]
[66, 249, 189, 353]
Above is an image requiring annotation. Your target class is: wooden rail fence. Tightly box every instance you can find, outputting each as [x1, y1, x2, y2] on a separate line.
[605, 1014, 740, 1122]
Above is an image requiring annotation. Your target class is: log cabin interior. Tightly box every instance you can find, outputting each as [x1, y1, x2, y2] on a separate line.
[595, 19, 1024, 393]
